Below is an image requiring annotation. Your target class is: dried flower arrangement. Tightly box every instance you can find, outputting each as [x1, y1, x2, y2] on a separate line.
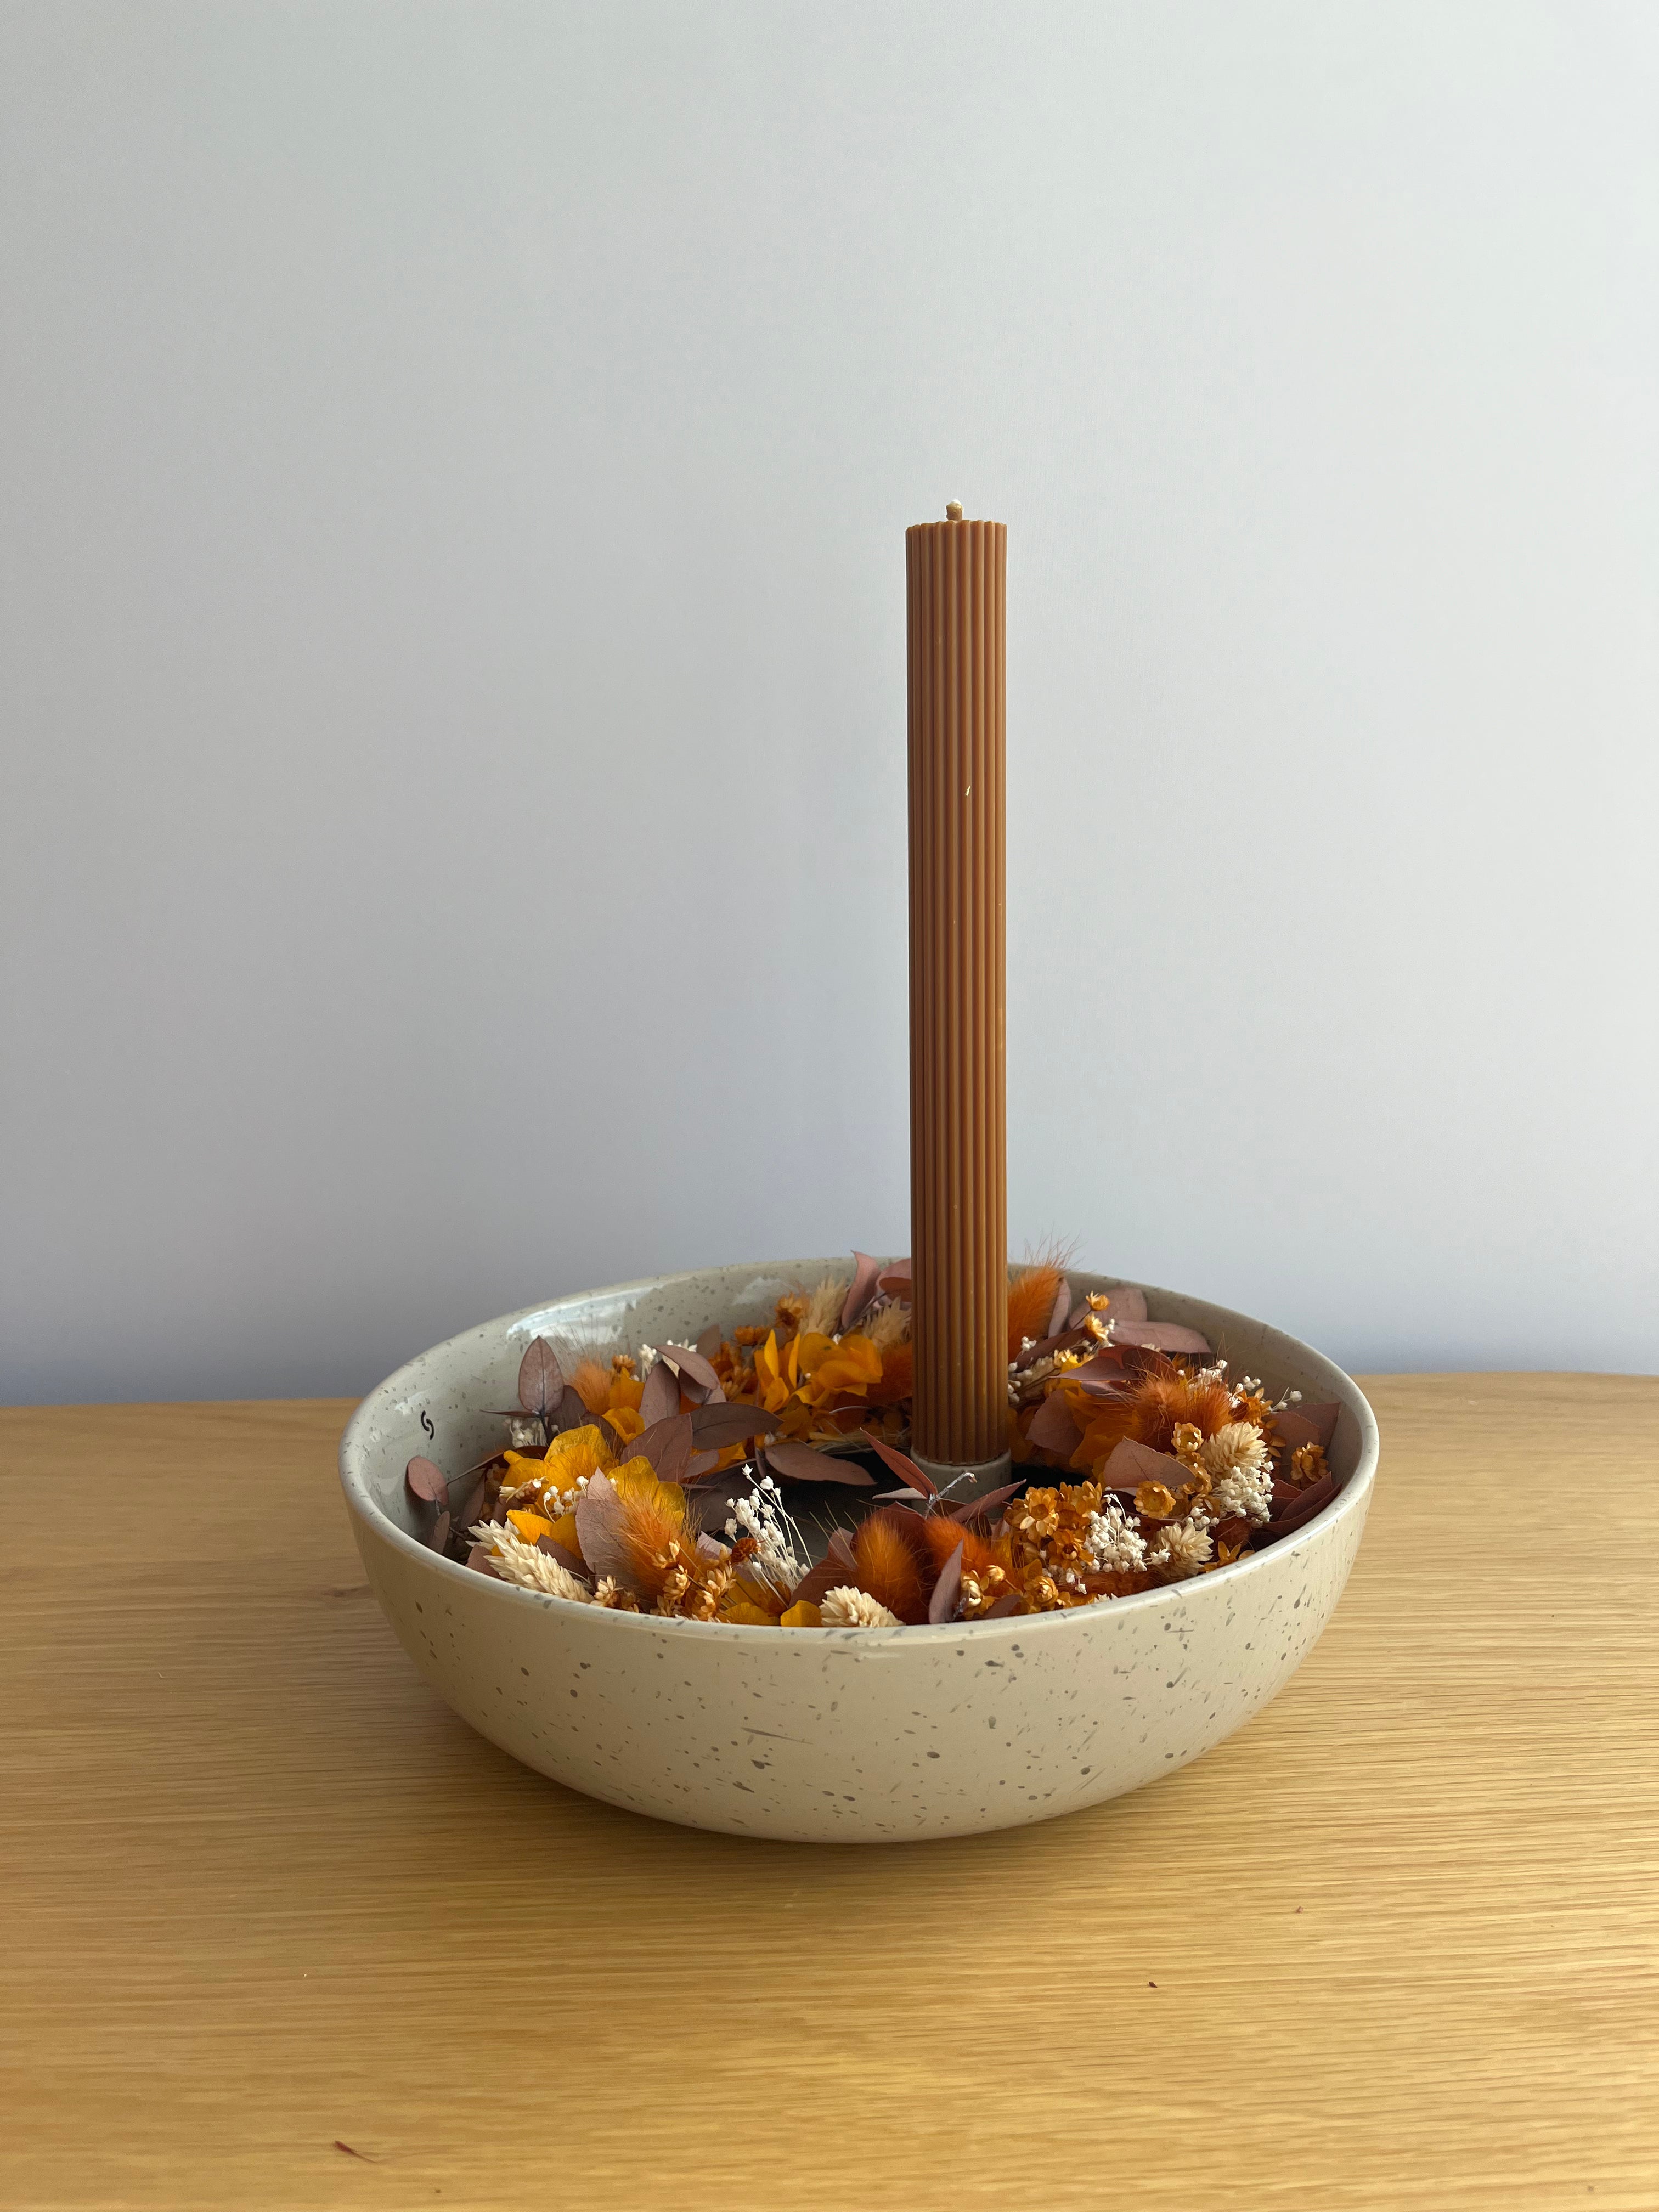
[404, 1256, 1345, 1630]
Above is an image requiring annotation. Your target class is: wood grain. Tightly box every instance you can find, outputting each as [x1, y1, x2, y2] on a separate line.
[2, 1377, 1656, 2210]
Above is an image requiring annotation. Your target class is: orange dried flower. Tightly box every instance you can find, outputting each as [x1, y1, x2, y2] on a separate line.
[1007, 1263, 1065, 1357]
[1070, 1355, 1235, 1475]
[850, 1511, 929, 1624]
[1289, 1442, 1329, 1486]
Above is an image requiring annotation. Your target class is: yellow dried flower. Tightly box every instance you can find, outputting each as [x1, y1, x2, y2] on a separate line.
[1290, 1442, 1329, 1486]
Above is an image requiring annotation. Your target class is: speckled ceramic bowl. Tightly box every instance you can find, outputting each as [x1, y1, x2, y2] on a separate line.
[339, 1262, 1378, 1842]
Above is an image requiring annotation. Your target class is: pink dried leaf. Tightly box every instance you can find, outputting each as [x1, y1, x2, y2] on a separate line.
[1109, 1319, 1212, 1356]
[573, 1472, 640, 1594]
[659, 1343, 724, 1401]
[949, 1480, 1026, 1524]
[682, 1448, 723, 1482]
[1099, 1437, 1190, 1493]
[1047, 1277, 1073, 1339]
[695, 1323, 723, 1359]
[763, 1439, 876, 1487]
[628, 1413, 695, 1485]
[867, 1436, 938, 1499]
[424, 1508, 451, 1553]
[465, 1544, 500, 1577]
[517, 1337, 564, 1419]
[1025, 1393, 1084, 1459]
[1105, 1284, 1149, 1323]
[840, 1251, 882, 1333]
[1067, 1352, 1131, 1397]
[873, 1486, 928, 1504]
[638, 1359, 681, 1428]
[548, 1384, 595, 1437]
[536, 1534, 589, 1581]
[981, 1592, 1022, 1619]
[1297, 1401, 1341, 1452]
[928, 1544, 964, 1625]
[689, 1401, 781, 1451]
[405, 1457, 449, 1506]
[876, 1257, 912, 1299]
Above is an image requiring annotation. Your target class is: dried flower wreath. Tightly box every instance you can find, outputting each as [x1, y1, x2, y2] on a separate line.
[404, 1256, 1344, 1629]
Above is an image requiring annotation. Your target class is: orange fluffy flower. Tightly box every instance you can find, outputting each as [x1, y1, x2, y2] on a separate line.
[1069, 1355, 1234, 1475]
[850, 1510, 929, 1624]
[1007, 1262, 1065, 1357]
[867, 1340, 913, 1409]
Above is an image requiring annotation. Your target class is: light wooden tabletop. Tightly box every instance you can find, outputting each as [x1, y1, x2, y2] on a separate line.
[3, 1374, 1656, 2210]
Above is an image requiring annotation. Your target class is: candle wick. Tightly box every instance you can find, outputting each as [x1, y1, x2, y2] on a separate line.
[945, 500, 964, 521]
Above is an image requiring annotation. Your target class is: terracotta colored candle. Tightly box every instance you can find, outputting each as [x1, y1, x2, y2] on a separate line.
[906, 504, 1008, 1474]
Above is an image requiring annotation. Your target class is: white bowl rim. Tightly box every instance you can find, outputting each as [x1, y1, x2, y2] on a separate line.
[338, 1262, 1380, 1649]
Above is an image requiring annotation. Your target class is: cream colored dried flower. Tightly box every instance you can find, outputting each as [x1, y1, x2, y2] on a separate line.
[593, 1576, 640, 1611]
[864, 1299, 911, 1353]
[1197, 1421, 1273, 1523]
[471, 1520, 593, 1603]
[819, 1586, 902, 1628]
[803, 1275, 851, 1338]
[1148, 1516, 1214, 1582]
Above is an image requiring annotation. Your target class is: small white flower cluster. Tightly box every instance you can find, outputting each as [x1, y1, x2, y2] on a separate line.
[723, 1472, 806, 1589]
[637, 1344, 660, 1375]
[1085, 1500, 1148, 1574]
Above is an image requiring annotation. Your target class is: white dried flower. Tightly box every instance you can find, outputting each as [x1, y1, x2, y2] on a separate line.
[471, 1520, 593, 1602]
[637, 1344, 660, 1375]
[1196, 1421, 1273, 1524]
[802, 1275, 850, 1338]
[819, 1586, 901, 1628]
[722, 1482, 807, 1590]
[1148, 1516, 1214, 1582]
[506, 1415, 545, 1451]
[1084, 1501, 1148, 1574]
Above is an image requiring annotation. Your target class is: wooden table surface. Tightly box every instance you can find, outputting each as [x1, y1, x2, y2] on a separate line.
[3, 1374, 1656, 2210]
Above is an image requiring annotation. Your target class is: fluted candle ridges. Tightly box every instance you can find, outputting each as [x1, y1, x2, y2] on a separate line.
[906, 514, 1007, 1469]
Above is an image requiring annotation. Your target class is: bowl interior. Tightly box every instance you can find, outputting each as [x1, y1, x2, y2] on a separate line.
[341, 1260, 1377, 1560]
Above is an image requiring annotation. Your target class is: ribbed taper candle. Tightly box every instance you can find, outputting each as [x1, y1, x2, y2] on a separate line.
[906, 508, 1007, 1472]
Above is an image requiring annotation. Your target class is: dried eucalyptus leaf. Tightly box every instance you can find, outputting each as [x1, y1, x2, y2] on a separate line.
[1025, 1392, 1083, 1458]
[1109, 1319, 1212, 1356]
[840, 1251, 882, 1333]
[689, 1401, 780, 1451]
[763, 1439, 875, 1487]
[868, 1436, 937, 1499]
[639, 1360, 681, 1428]
[573, 1473, 636, 1592]
[629, 1413, 695, 1485]
[405, 1457, 449, 1506]
[949, 1480, 1025, 1523]
[660, 1342, 724, 1401]
[517, 1338, 564, 1419]
[928, 1545, 964, 1624]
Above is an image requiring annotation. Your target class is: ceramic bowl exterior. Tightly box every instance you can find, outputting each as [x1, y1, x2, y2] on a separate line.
[338, 1262, 1378, 1843]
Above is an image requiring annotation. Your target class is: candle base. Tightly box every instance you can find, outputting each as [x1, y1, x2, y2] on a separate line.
[911, 1448, 1014, 1503]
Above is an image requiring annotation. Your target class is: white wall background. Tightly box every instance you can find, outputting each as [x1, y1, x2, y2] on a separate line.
[4, 2, 1656, 1405]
